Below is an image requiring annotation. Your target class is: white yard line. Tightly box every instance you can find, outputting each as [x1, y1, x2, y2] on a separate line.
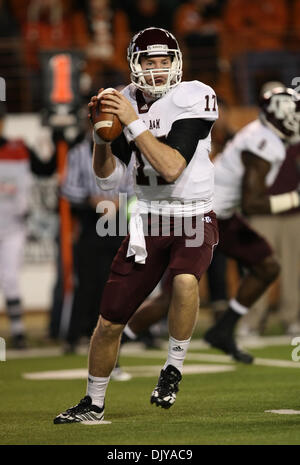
[5, 334, 294, 360]
[265, 410, 300, 415]
[7, 334, 300, 375]
[122, 350, 300, 369]
[23, 364, 236, 380]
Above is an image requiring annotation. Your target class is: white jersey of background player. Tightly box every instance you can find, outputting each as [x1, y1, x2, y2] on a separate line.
[0, 136, 32, 347]
[213, 119, 286, 219]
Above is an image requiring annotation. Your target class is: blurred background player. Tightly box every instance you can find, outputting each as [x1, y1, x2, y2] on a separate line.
[239, 82, 300, 336]
[204, 86, 300, 360]
[0, 102, 55, 348]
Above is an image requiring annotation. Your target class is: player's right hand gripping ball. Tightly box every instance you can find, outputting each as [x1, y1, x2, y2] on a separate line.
[91, 88, 123, 142]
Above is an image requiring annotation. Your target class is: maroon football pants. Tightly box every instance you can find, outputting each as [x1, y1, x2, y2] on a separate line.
[99, 212, 219, 324]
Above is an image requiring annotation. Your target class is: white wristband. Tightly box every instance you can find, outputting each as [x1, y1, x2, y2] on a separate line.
[127, 119, 147, 139]
[93, 129, 107, 146]
[269, 191, 300, 214]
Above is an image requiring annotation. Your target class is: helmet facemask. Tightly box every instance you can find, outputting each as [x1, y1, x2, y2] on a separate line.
[129, 50, 182, 98]
[127, 28, 183, 98]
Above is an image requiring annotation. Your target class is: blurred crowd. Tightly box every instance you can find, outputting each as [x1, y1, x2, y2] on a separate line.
[1, 0, 300, 111]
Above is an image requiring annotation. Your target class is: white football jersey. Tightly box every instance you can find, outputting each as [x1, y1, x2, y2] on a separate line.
[213, 119, 286, 219]
[121, 80, 218, 215]
[0, 144, 32, 237]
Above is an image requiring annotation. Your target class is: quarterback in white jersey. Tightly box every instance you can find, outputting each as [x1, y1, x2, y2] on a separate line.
[54, 27, 219, 424]
[120, 79, 217, 213]
[97, 80, 218, 217]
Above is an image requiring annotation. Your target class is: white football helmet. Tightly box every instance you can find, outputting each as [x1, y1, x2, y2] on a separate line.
[127, 27, 183, 99]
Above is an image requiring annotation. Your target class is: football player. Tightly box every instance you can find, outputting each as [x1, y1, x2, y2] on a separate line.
[54, 27, 219, 424]
[204, 86, 300, 360]
[120, 86, 300, 365]
[0, 103, 56, 349]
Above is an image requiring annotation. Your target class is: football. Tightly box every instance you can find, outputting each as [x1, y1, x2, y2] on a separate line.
[93, 88, 123, 142]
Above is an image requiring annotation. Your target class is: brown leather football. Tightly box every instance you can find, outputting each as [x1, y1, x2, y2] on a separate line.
[93, 88, 123, 142]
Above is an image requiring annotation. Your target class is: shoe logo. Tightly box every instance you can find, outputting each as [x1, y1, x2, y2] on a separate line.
[172, 345, 184, 352]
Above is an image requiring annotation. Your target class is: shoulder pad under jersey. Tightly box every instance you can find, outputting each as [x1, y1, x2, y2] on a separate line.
[172, 81, 218, 119]
[244, 120, 286, 164]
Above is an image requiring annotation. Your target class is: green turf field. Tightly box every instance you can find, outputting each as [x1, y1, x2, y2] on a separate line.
[1, 340, 300, 445]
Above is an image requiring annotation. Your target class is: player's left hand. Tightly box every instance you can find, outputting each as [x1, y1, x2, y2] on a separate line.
[100, 90, 138, 127]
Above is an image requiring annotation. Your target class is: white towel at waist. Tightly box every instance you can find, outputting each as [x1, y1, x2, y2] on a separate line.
[126, 202, 147, 264]
[126, 198, 211, 264]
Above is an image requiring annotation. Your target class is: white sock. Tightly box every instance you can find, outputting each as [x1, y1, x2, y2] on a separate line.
[163, 336, 191, 374]
[86, 373, 110, 408]
[229, 298, 249, 316]
[123, 324, 138, 340]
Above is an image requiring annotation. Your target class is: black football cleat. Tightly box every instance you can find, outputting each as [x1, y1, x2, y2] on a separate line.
[151, 365, 182, 409]
[54, 396, 104, 424]
[204, 327, 254, 364]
